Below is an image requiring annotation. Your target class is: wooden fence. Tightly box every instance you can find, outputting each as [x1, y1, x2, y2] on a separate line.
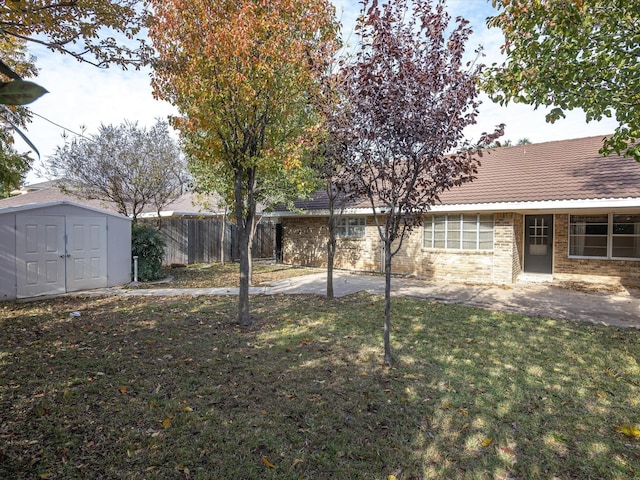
[141, 217, 275, 266]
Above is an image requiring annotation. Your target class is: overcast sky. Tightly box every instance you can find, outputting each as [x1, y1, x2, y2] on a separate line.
[19, 0, 617, 183]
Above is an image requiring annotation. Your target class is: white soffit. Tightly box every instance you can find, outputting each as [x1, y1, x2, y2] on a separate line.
[265, 197, 640, 217]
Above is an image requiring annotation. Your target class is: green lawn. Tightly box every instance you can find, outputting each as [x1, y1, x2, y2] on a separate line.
[1, 292, 638, 479]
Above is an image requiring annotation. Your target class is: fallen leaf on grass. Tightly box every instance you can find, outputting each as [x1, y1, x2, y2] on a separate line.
[614, 424, 640, 438]
[481, 438, 493, 447]
[500, 446, 516, 456]
[119, 386, 128, 394]
[261, 455, 275, 468]
[390, 467, 404, 478]
[161, 415, 174, 428]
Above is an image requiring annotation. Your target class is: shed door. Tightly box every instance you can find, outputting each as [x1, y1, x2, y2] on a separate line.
[65, 216, 108, 292]
[16, 215, 108, 298]
[16, 215, 66, 298]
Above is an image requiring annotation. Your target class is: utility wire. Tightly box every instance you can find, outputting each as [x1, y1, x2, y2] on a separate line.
[30, 110, 94, 142]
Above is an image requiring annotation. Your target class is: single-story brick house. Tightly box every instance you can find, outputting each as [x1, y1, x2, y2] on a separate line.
[267, 135, 640, 288]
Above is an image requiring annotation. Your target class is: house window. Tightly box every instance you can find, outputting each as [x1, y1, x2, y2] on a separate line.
[569, 214, 640, 259]
[336, 217, 366, 238]
[423, 214, 493, 250]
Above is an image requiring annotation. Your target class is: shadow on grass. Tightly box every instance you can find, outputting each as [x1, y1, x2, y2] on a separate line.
[0, 293, 638, 479]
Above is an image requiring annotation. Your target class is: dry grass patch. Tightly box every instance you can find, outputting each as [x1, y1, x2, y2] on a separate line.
[1, 293, 639, 479]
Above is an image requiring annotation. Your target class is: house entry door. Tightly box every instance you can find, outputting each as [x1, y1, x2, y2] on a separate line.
[524, 215, 553, 274]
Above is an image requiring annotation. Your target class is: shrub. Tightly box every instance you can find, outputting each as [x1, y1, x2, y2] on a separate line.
[131, 224, 166, 282]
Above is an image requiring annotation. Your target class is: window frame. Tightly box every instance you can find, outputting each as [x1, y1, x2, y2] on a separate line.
[336, 216, 366, 239]
[423, 213, 494, 251]
[569, 213, 640, 261]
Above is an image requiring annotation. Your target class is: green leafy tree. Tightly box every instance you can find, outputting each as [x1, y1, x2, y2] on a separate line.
[150, 0, 340, 325]
[0, 36, 45, 109]
[0, 133, 29, 197]
[485, 0, 639, 160]
[1, 0, 152, 188]
[0, 38, 40, 193]
[2, 0, 152, 69]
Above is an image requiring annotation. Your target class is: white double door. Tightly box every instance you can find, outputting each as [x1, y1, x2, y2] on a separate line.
[16, 215, 108, 298]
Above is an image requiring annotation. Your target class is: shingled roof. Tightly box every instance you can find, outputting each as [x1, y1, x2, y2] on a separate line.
[0, 186, 116, 212]
[274, 135, 640, 215]
[0, 186, 259, 218]
[137, 191, 225, 218]
[437, 135, 640, 205]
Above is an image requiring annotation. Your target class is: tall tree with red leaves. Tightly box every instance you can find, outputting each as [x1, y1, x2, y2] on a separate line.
[339, 0, 503, 364]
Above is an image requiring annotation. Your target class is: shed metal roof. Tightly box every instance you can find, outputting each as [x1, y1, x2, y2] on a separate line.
[0, 200, 131, 220]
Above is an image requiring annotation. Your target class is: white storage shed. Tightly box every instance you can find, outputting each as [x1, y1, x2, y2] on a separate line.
[0, 201, 132, 299]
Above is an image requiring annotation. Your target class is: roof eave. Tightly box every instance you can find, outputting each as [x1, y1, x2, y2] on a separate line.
[137, 210, 222, 219]
[431, 197, 640, 214]
[264, 206, 390, 218]
[265, 197, 640, 217]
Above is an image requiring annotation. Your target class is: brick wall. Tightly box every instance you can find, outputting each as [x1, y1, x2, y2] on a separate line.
[283, 213, 640, 287]
[283, 216, 382, 272]
[553, 214, 640, 288]
[282, 213, 517, 284]
[391, 223, 499, 283]
[492, 213, 519, 283]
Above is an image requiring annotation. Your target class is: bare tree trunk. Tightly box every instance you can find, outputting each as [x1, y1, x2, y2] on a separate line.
[383, 239, 393, 366]
[327, 236, 336, 298]
[238, 224, 252, 325]
[235, 170, 254, 326]
[248, 236, 254, 287]
[326, 199, 337, 298]
[248, 217, 259, 286]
